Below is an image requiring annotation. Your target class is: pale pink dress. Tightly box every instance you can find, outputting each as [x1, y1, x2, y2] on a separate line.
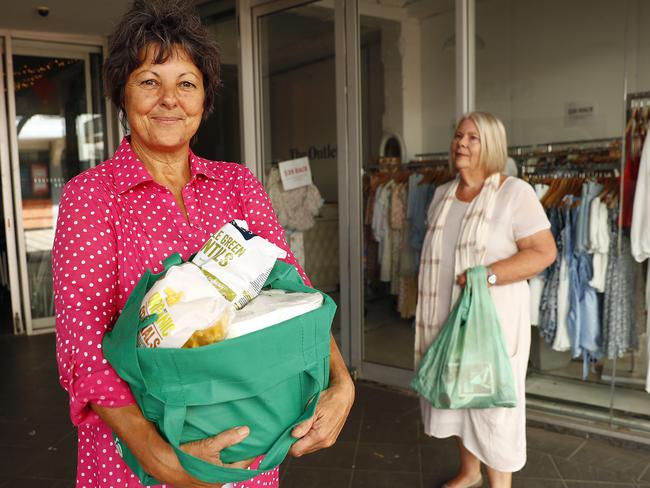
[53, 137, 309, 487]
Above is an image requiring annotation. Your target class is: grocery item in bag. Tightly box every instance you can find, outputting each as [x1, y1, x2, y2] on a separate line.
[227, 289, 323, 339]
[138, 263, 234, 349]
[192, 220, 287, 309]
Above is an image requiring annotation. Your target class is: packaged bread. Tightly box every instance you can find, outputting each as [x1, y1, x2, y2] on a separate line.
[138, 263, 234, 349]
[191, 220, 287, 309]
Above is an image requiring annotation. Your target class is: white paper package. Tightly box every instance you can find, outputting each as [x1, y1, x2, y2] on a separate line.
[226, 289, 323, 339]
[191, 220, 287, 309]
[138, 263, 234, 348]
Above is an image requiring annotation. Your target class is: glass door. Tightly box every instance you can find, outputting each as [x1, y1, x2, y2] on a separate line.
[6, 39, 107, 333]
[357, 0, 457, 385]
[253, 1, 342, 338]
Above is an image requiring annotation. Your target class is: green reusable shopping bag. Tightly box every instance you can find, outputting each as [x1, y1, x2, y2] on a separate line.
[103, 254, 335, 485]
[411, 266, 517, 409]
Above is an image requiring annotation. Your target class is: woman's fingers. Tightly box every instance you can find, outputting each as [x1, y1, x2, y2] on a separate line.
[224, 456, 257, 470]
[291, 415, 315, 439]
[180, 426, 250, 465]
[456, 272, 467, 287]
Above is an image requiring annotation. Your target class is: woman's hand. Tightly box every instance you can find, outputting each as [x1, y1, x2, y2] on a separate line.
[92, 403, 253, 488]
[179, 427, 256, 477]
[289, 336, 355, 457]
[289, 379, 354, 457]
[456, 272, 468, 287]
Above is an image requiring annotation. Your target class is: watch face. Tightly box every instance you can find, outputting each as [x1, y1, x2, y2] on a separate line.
[488, 274, 497, 285]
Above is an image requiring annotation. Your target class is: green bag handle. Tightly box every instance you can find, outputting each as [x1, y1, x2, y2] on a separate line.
[161, 362, 323, 483]
[457, 266, 486, 326]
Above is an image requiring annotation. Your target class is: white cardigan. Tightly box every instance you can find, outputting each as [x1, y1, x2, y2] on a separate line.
[631, 131, 650, 262]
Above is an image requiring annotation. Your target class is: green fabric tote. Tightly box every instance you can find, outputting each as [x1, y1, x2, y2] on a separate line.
[411, 266, 517, 409]
[103, 254, 335, 485]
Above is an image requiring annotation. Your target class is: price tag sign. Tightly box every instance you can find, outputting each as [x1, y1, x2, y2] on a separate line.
[278, 157, 312, 191]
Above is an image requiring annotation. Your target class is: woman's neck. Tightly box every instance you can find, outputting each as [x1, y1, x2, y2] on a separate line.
[456, 168, 487, 202]
[131, 138, 191, 191]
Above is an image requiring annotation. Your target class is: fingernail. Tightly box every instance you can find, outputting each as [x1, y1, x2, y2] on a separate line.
[236, 426, 249, 437]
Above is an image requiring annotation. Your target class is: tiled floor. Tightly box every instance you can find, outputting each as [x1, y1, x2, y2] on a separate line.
[2, 333, 650, 487]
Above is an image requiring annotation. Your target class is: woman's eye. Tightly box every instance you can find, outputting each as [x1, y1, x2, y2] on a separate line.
[179, 81, 196, 89]
[140, 79, 158, 87]
[470, 135, 481, 143]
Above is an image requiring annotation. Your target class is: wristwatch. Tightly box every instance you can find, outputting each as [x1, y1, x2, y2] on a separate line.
[486, 267, 497, 286]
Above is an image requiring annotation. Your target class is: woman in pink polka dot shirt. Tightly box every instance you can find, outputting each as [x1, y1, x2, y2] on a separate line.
[51, 1, 355, 487]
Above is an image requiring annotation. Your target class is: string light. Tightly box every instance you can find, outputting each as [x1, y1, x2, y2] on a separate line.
[13, 58, 79, 91]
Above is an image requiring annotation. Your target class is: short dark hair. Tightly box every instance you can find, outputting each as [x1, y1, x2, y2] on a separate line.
[104, 0, 221, 127]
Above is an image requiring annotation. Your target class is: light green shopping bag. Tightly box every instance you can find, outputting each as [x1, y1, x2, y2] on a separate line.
[103, 254, 335, 485]
[411, 266, 516, 409]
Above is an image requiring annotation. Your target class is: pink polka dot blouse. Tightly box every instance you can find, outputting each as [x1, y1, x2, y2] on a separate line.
[52, 137, 309, 487]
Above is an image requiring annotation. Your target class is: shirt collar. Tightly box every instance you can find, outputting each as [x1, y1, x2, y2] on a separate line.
[112, 137, 223, 194]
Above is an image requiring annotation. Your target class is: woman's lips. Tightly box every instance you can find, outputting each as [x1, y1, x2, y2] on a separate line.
[152, 116, 182, 123]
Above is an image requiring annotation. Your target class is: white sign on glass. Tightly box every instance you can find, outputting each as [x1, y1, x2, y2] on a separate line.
[278, 157, 313, 191]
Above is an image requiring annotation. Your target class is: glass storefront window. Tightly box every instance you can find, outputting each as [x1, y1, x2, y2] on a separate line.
[361, 1, 455, 370]
[476, 0, 650, 431]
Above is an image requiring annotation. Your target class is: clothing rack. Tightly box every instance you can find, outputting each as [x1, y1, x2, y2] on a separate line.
[511, 137, 621, 158]
[365, 158, 449, 172]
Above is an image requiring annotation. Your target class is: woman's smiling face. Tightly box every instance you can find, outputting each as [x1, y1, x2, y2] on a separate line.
[124, 44, 205, 153]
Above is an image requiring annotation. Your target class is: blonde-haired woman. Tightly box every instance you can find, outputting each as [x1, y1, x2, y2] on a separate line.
[415, 112, 556, 488]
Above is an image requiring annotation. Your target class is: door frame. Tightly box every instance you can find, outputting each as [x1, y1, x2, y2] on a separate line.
[0, 36, 23, 334]
[0, 30, 114, 335]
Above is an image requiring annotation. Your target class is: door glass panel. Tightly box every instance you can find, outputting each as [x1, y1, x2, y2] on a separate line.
[258, 2, 340, 337]
[13, 41, 106, 329]
[361, 1, 456, 369]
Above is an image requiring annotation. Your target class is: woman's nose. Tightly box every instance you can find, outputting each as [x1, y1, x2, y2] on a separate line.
[160, 85, 178, 108]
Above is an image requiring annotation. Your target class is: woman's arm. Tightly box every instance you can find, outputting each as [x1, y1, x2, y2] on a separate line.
[92, 403, 252, 488]
[289, 336, 355, 457]
[457, 228, 557, 287]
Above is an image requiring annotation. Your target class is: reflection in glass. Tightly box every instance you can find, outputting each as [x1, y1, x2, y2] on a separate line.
[194, 7, 241, 163]
[360, 1, 456, 370]
[257, 3, 340, 338]
[13, 49, 106, 327]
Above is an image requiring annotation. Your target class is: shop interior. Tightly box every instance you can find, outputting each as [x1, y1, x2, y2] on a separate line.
[2, 0, 649, 435]
[248, 0, 650, 433]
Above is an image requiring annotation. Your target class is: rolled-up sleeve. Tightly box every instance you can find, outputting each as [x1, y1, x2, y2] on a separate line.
[238, 168, 311, 286]
[52, 181, 135, 426]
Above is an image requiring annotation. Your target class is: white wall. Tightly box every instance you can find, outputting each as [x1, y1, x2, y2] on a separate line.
[475, 0, 650, 147]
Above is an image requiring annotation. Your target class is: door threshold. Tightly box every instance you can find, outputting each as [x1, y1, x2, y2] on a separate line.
[527, 397, 650, 449]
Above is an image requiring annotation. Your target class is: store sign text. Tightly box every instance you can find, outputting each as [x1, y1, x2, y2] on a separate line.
[289, 143, 337, 161]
